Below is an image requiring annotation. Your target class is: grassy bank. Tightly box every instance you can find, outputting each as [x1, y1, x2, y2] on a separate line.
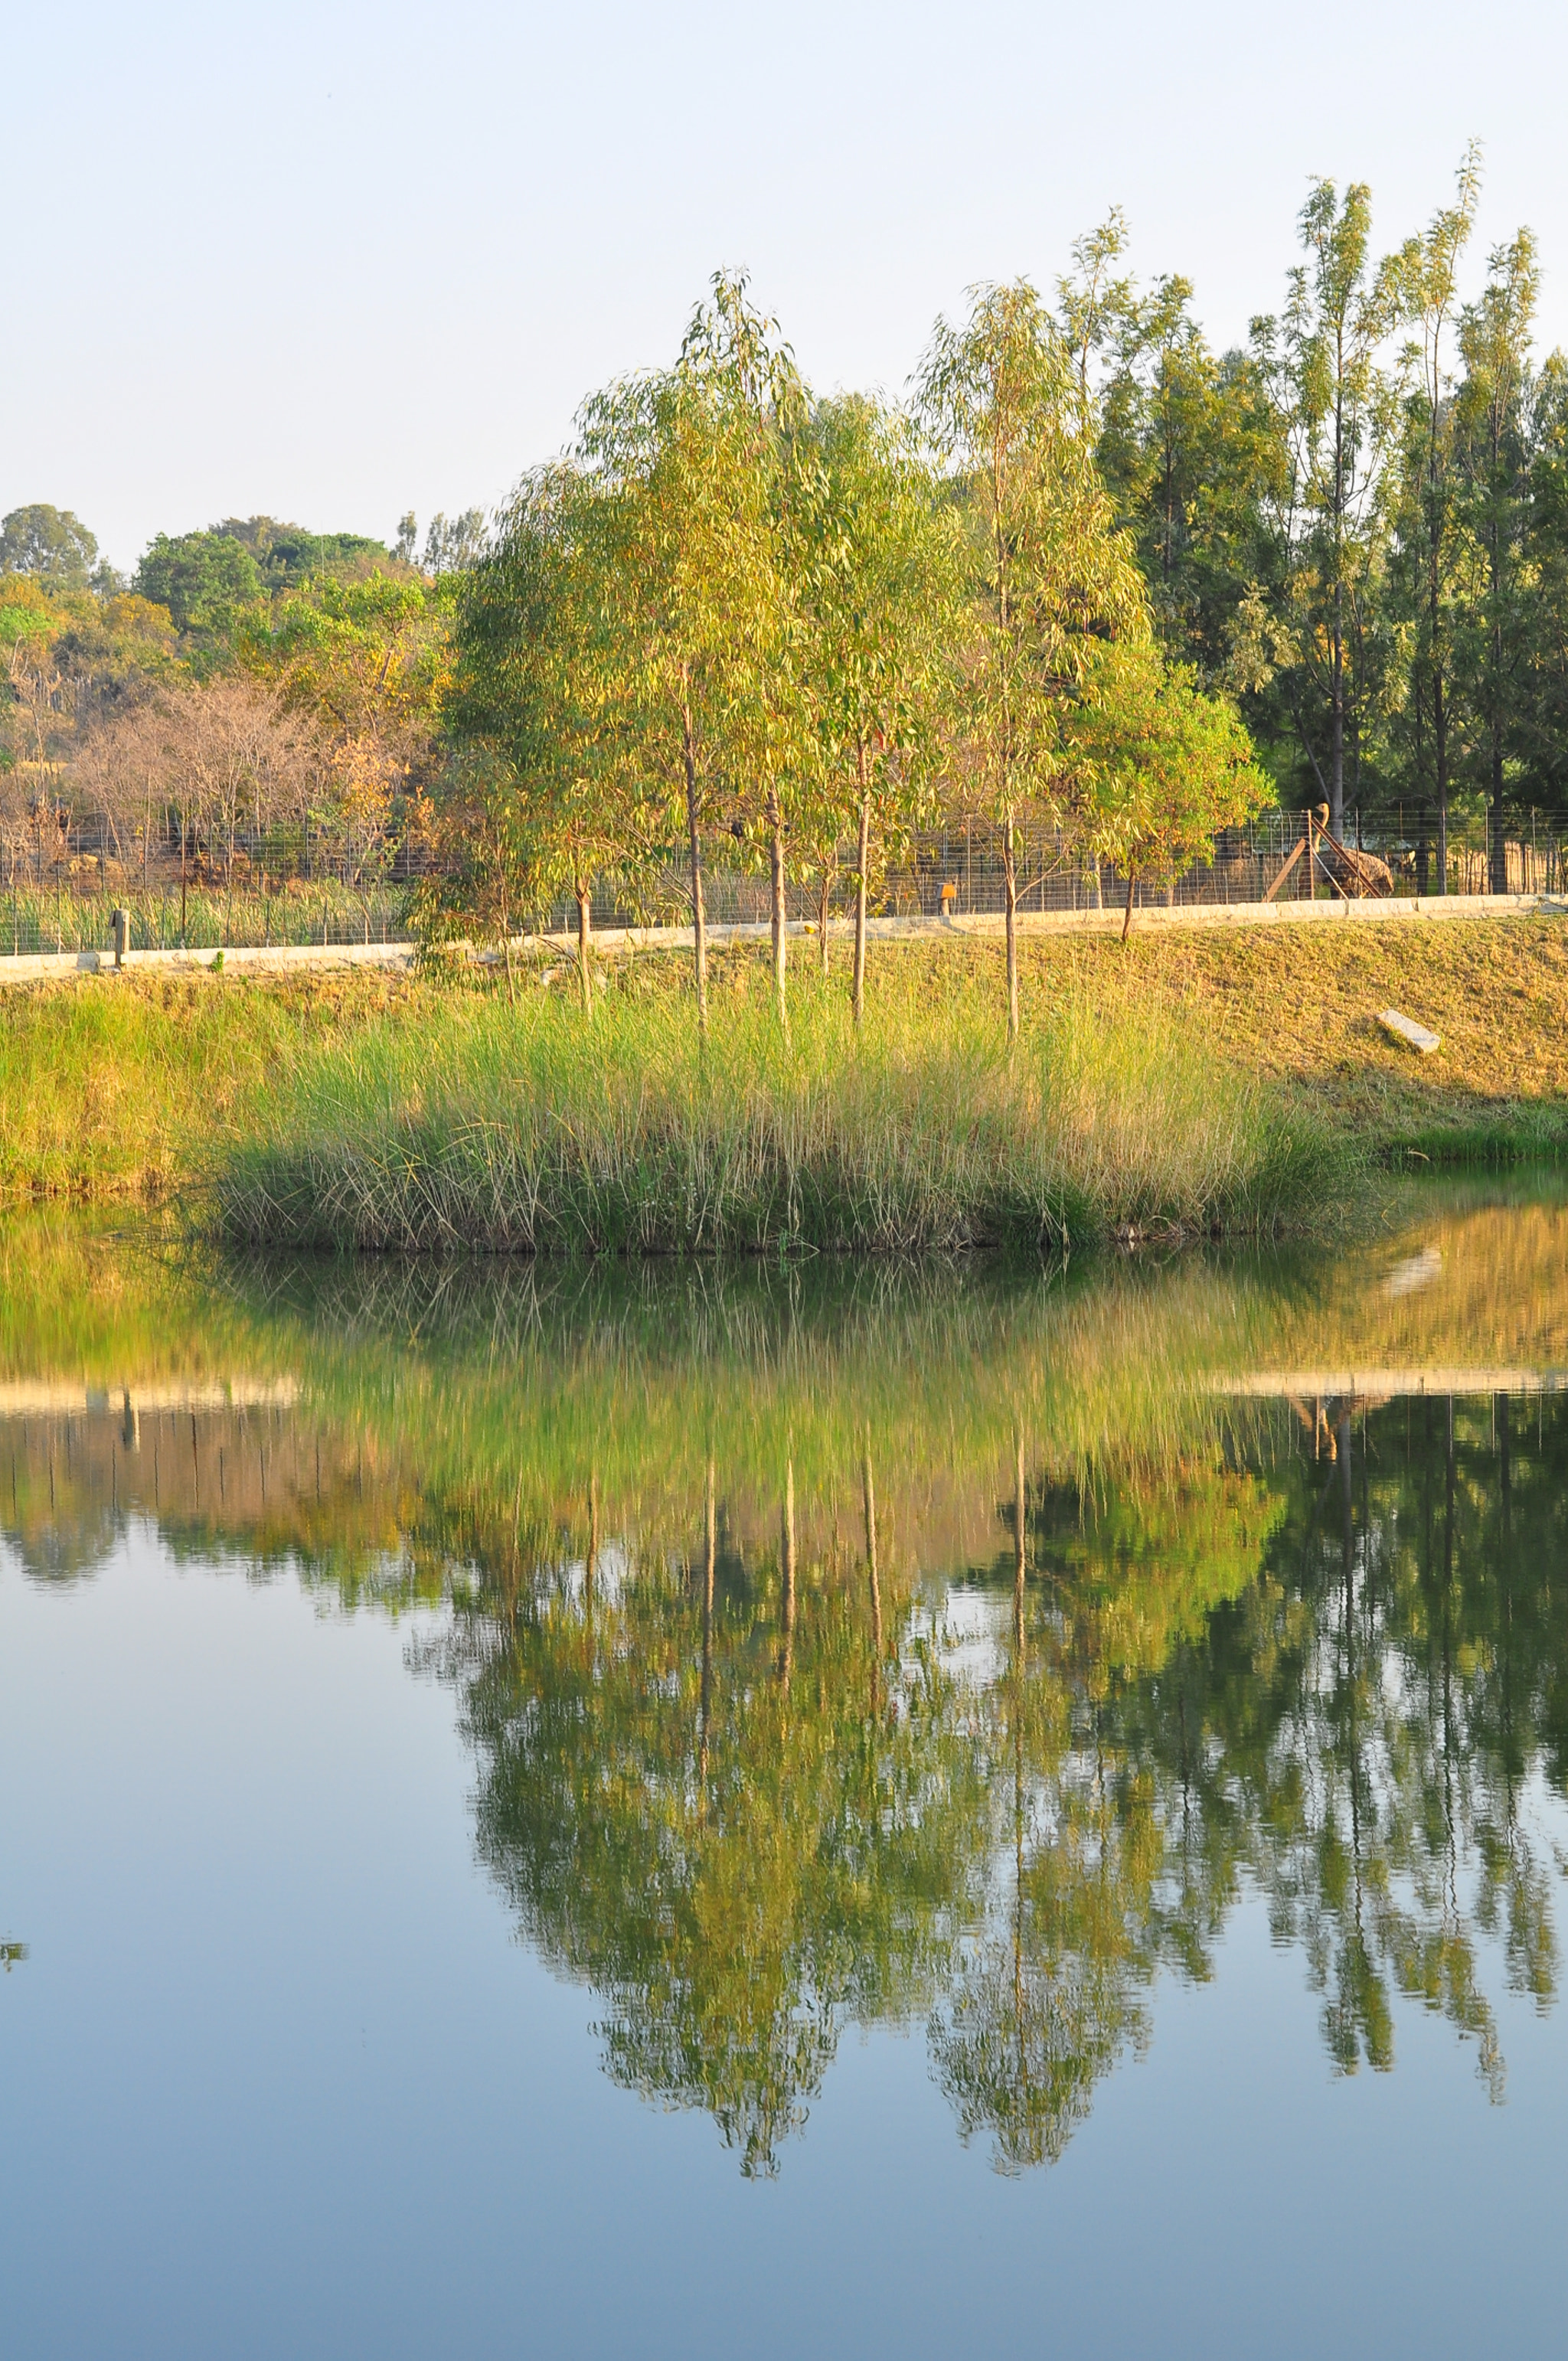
[211, 968, 1341, 1254]
[1033, 910, 1568, 1163]
[5, 910, 1567, 1239]
[0, 968, 412, 1196]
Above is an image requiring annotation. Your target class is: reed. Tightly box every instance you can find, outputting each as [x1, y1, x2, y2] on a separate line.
[211, 965, 1348, 1254]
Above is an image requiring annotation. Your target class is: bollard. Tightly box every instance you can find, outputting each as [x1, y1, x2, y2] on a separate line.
[109, 908, 128, 969]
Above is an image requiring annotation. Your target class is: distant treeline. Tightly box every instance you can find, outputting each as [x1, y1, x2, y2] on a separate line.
[0, 508, 464, 906]
[4, 153, 1566, 995]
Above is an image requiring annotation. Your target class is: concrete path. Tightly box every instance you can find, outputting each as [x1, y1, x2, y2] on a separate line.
[535, 887, 1568, 957]
[0, 941, 417, 985]
[2, 887, 1564, 985]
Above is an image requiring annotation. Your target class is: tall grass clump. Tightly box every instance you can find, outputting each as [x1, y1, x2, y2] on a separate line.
[210, 968, 1348, 1255]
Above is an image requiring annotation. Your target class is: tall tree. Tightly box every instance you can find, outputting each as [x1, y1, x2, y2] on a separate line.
[795, 394, 959, 1023]
[575, 275, 798, 1033]
[1256, 182, 1402, 840]
[681, 279, 809, 1035]
[449, 463, 643, 1011]
[1519, 351, 1568, 825]
[917, 281, 1145, 1037]
[1388, 147, 1482, 889]
[1455, 232, 1539, 891]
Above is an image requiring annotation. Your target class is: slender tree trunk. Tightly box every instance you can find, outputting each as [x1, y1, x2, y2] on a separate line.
[576, 882, 593, 1015]
[766, 776, 788, 1039]
[1490, 477, 1508, 893]
[681, 687, 707, 1034]
[1330, 380, 1346, 843]
[1331, 594, 1345, 843]
[585, 1470, 599, 1621]
[1121, 857, 1136, 941]
[1002, 808, 1019, 1040]
[1430, 553, 1449, 896]
[699, 1455, 715, 1794]
[862, 1447, 880, 1715]
[816, 866, 831, 977]
[1491, 693, 1507, 893]
[1436, 777, 1449, 894]
[779, 1458, 795, 1695]
[852, 746, 871, 1030]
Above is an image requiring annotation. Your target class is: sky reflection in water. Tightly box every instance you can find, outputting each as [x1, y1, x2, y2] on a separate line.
[4, 1188, 1568, 2356]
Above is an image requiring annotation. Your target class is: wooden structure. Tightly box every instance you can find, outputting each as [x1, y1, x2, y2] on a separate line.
[1264, 811, 1394, 904]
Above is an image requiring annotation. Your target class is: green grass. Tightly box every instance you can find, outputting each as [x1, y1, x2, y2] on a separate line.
[0, 969, 413, 1197]
[0, 880, 407, 956]
[209, 964, 1347, 1255]
[12, 912, 1567, 1239]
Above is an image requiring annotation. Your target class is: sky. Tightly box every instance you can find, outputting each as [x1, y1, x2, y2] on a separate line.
[8, 0, 1568, 574]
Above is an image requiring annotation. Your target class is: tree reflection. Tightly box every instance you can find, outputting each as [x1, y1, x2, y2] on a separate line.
[459, 1461, 985, 2175]
[9, 1207, 1568, 2170]
[446, 1383, 1568, 2172]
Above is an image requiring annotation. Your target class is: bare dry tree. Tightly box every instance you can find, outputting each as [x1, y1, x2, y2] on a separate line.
[73, 679, 322, 939]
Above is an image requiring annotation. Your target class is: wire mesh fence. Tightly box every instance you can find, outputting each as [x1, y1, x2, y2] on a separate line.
[565, 810, 1568, 934]
[0, 880, 411, 958]
[4, 809, 1566, 957]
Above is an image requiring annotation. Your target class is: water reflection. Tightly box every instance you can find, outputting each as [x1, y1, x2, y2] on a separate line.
[6, 1191, 1568, 2173]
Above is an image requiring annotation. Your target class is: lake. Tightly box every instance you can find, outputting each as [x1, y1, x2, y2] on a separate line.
[4, 1188, 1568, 2357]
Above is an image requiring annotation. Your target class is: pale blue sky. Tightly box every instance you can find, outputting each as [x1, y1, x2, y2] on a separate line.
[9, 0, 1566, 570]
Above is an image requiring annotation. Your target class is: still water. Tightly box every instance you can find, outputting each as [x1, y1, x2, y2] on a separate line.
[5, 1191, 1568, 2356]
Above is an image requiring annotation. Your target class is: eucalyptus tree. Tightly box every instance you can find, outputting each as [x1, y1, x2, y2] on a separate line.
[1455, 232, 1539, 890]
[1521, 353, 1568, 823]
[574, 276, 798, 1033]
[1387, 147, 1482, 882]
[1255, 181, 1403, 841]
[679, 279, 811, 1036]
[795, 394, 961, 1024]
[1055, 209, 1138, 404]
[917, 281, 1146, 1038]
[1069, 650, 1266, 934]
[448, 462, 636, 1011]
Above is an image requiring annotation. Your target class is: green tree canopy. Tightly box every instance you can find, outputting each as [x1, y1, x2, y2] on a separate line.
[0, 504, 100, 590]
[134, 529, 264, 638]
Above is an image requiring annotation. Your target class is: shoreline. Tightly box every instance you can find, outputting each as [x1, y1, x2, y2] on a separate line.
[3, 916, 1566, 1231]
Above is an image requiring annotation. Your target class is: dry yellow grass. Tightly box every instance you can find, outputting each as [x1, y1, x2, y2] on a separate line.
[858, 913, 1568, 1155]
